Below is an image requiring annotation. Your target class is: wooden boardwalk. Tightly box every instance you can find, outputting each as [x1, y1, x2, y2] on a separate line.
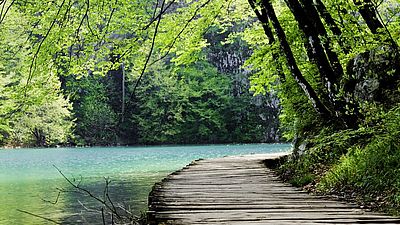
[148, 154, 400, 224]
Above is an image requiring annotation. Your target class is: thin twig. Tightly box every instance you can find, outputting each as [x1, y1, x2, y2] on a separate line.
[25, 0, 67, 96]
[85, 0, 99, 39]
[17, 209, 62, 225]
[142, 0, 176, 31]
[101, 208, 106, 225]
[95, 0, 118, 49]
[128, 0, 214, 103]
[128, 0, 166, 102]
[41, 191, 61, 205]
[371, 0, 398, 50]
[149, 0, 220, 68]
[118, 0, 177, 60]
[0, 0, 6, 20]
[75, 0, 90, 41]
[104, 178, 118, 216]
[59, 0, 73, 29]
[53, 165, 122, 219]
[0, 0, 15, 25]
[78, 200, 102, 213]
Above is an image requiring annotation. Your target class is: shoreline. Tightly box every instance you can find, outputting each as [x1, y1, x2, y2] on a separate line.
[0, 142, 292, 150]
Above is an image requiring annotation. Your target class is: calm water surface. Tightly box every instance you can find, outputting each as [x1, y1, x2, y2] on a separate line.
[0, 144, 291, 225]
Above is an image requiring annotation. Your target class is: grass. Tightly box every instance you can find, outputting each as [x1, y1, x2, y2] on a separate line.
[278, 106, 400, 216]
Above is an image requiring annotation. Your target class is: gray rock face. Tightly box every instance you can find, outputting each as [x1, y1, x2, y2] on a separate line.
[291, 134, 309, 159]
[345, 46, 399, 104]
[354, 78, 380, 101]
[205, 26, 282, 142]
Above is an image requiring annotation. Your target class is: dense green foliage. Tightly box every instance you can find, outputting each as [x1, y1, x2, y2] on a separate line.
[0, 0, 280, 147]
[0, 8, 74, 147]
[134, 61, 278, 144]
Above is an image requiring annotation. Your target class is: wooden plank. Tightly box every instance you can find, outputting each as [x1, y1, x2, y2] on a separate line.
[152, 206, 362, 212]
[152, 212, 394, 219]
[147, 154, 398, 224]
[151, 201, 357, 207]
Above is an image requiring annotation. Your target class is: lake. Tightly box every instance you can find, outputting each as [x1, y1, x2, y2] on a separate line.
[0, 144, 291, 225]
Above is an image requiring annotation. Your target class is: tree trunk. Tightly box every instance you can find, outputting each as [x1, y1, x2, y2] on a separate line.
[300, 0, 344, 82]
[284, 0, 340, 96]
[248, 0, 273, 43]
[314, 0, 342, 38]
[314, 0, 350, 54]
[284, 0, 360, 126]
[353, 0, 398, 49]
[353, 0, 383, 34]
[33, 128, 46, 146]
[258, 0, 332, 118]
[121, 62, 126, 121]
[248, 0, 285, 81]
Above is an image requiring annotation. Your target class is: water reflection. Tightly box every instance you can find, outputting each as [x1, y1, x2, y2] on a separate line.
[1, 179, 68, 225]
[1, 175, 160, 225]
[58, 178, 149, 224]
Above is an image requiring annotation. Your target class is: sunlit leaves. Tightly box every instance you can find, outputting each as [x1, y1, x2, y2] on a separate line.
[0, 7, 74, 146]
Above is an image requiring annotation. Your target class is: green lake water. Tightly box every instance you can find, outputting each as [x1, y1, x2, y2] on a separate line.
[0, 144, 291, 225]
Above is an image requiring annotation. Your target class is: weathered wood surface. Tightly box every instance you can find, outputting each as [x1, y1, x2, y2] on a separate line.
[148, 153, 400, 224]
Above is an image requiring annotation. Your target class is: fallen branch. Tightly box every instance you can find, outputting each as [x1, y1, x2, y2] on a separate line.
[17, 209, 62, 225]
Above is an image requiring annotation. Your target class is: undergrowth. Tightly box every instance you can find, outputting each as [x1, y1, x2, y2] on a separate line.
[279, 105, 400, 215]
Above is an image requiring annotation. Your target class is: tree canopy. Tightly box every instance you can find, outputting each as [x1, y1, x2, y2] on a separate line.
[0, 0, 280, 146]
[0, 0, 399, 148]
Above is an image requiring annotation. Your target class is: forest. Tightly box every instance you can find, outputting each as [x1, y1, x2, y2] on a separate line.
[1, 0, 400, 216]
[0, 0, 281, 147]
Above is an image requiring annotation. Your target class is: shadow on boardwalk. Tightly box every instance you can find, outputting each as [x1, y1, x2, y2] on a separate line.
[148, 153, 400, 225]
